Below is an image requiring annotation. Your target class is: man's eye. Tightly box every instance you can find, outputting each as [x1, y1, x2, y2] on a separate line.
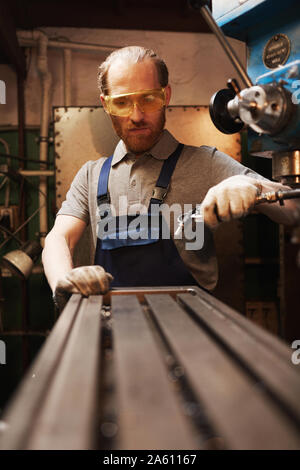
[114, 98, 129, 107]
[143, 94, 155, 103]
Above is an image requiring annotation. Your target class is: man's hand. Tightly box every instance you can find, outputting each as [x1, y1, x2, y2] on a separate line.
[201, 175, 262, 228]
[53, 265, 114, 312]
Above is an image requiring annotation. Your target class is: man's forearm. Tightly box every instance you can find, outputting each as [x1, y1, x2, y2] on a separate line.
[42, 232, 74, 293]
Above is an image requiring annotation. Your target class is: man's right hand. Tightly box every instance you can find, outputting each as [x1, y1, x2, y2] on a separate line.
[53, 265, 114, 312]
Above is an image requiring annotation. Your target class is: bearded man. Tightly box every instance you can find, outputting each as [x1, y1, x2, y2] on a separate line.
[42, 46, 299, 311]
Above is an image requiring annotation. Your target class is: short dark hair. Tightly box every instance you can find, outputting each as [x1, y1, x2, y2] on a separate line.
[97, 45, 169, 95]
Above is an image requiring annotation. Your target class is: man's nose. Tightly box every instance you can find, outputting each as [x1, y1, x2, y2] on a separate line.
[130, 102, 144, 122]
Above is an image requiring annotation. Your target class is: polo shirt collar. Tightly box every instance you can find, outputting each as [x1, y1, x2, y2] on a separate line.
[111, 129, 179, 167]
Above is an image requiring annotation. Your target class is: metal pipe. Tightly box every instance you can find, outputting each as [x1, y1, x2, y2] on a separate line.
[279, 224, 286, 339]
[63, 49, 72, 106]
[35, 31, 52, 248]
[200, 5, 253, 88]
[15, 31, 118, 248]
[0, 205, 45, 251]
[17, 71, 30, 373]
[0, 138, 9, 155]
[17, 35, 118, 53]
[0, 138, 10, 208]
[19, 170, 54, 176]
[255, 189, 300, 205]
[0, 330, 47, 336]
[0, 151, 54, 165]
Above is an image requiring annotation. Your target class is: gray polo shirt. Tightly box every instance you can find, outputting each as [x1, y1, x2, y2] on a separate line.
[57, 129, 265, 290]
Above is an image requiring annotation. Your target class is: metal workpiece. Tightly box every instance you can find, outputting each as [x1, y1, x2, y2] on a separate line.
[1, 287, 300, 450]
[227, 85, 295, 136]
[272, 150, 300, 186]
[209, 82, 295, 137]
[227, 84, 295, 136]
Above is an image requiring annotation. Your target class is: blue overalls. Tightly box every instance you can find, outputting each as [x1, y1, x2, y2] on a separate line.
[94, 143, 196, 288]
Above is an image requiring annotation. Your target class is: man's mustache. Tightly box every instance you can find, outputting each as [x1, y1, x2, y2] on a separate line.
[127, 124, 150, 130]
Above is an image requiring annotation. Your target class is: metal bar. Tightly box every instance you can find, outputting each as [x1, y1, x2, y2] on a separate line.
[112, 294, 198, 450]
[0, 295, 82, 450]
[26, 296, 103, 450]
[103, 285, 196, 305]
[18, 170, 54, 176]
[200, 5, 253, 88]
[18, 37, 118, 53]
[17, 71, 29, 375]
[256, 189, 300, 205]
[0, 205, 44, 251]
[145, 294, 300, 449]
[0, 152, 54, 166]
[178, 293, 300, 426]
[63, 49, 72, 106]
[191, 287, 291, 361]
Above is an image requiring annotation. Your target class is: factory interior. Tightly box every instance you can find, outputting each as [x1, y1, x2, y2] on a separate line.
[0, 0, 300, 451]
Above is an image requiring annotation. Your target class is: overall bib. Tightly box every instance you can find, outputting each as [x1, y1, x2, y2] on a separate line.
[94, 143, 196, 288]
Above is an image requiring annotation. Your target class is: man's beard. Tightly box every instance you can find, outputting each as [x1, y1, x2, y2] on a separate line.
[111, 109, 166, 155]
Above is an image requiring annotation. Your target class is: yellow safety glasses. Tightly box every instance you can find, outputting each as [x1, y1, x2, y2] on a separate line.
[103, 88, 166, 117]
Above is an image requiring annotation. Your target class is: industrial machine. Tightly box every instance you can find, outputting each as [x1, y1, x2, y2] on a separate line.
[188, 0, 300, 339]
[190, 0, 300, 196]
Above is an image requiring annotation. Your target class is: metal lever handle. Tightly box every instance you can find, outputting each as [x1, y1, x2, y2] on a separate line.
[188, 0, 253, 88]
[227, 78, 242, 98]
[255, 189, 300, 206]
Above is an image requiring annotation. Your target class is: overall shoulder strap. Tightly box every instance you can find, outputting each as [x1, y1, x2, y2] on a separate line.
[97, 155, 113, 206]
[150, 143, 184, 206]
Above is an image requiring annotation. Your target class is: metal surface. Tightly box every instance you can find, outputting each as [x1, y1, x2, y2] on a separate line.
[112, 294, 198, 450]
[213, 0, 295, 41]
[1, 286, 300, 450]
[272, 150, 300, 186]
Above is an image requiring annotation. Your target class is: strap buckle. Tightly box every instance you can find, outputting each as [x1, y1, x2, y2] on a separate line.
[152, 185, 169, 202]
[97, 193, 110, 205]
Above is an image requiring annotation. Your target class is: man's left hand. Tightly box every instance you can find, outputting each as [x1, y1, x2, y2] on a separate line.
[201, 175, 262, 228]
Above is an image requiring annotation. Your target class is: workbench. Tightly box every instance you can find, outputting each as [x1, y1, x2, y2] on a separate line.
[1, 286, 300, 450]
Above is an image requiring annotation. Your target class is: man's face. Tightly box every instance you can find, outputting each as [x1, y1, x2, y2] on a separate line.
[101, 59, 171, 155]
